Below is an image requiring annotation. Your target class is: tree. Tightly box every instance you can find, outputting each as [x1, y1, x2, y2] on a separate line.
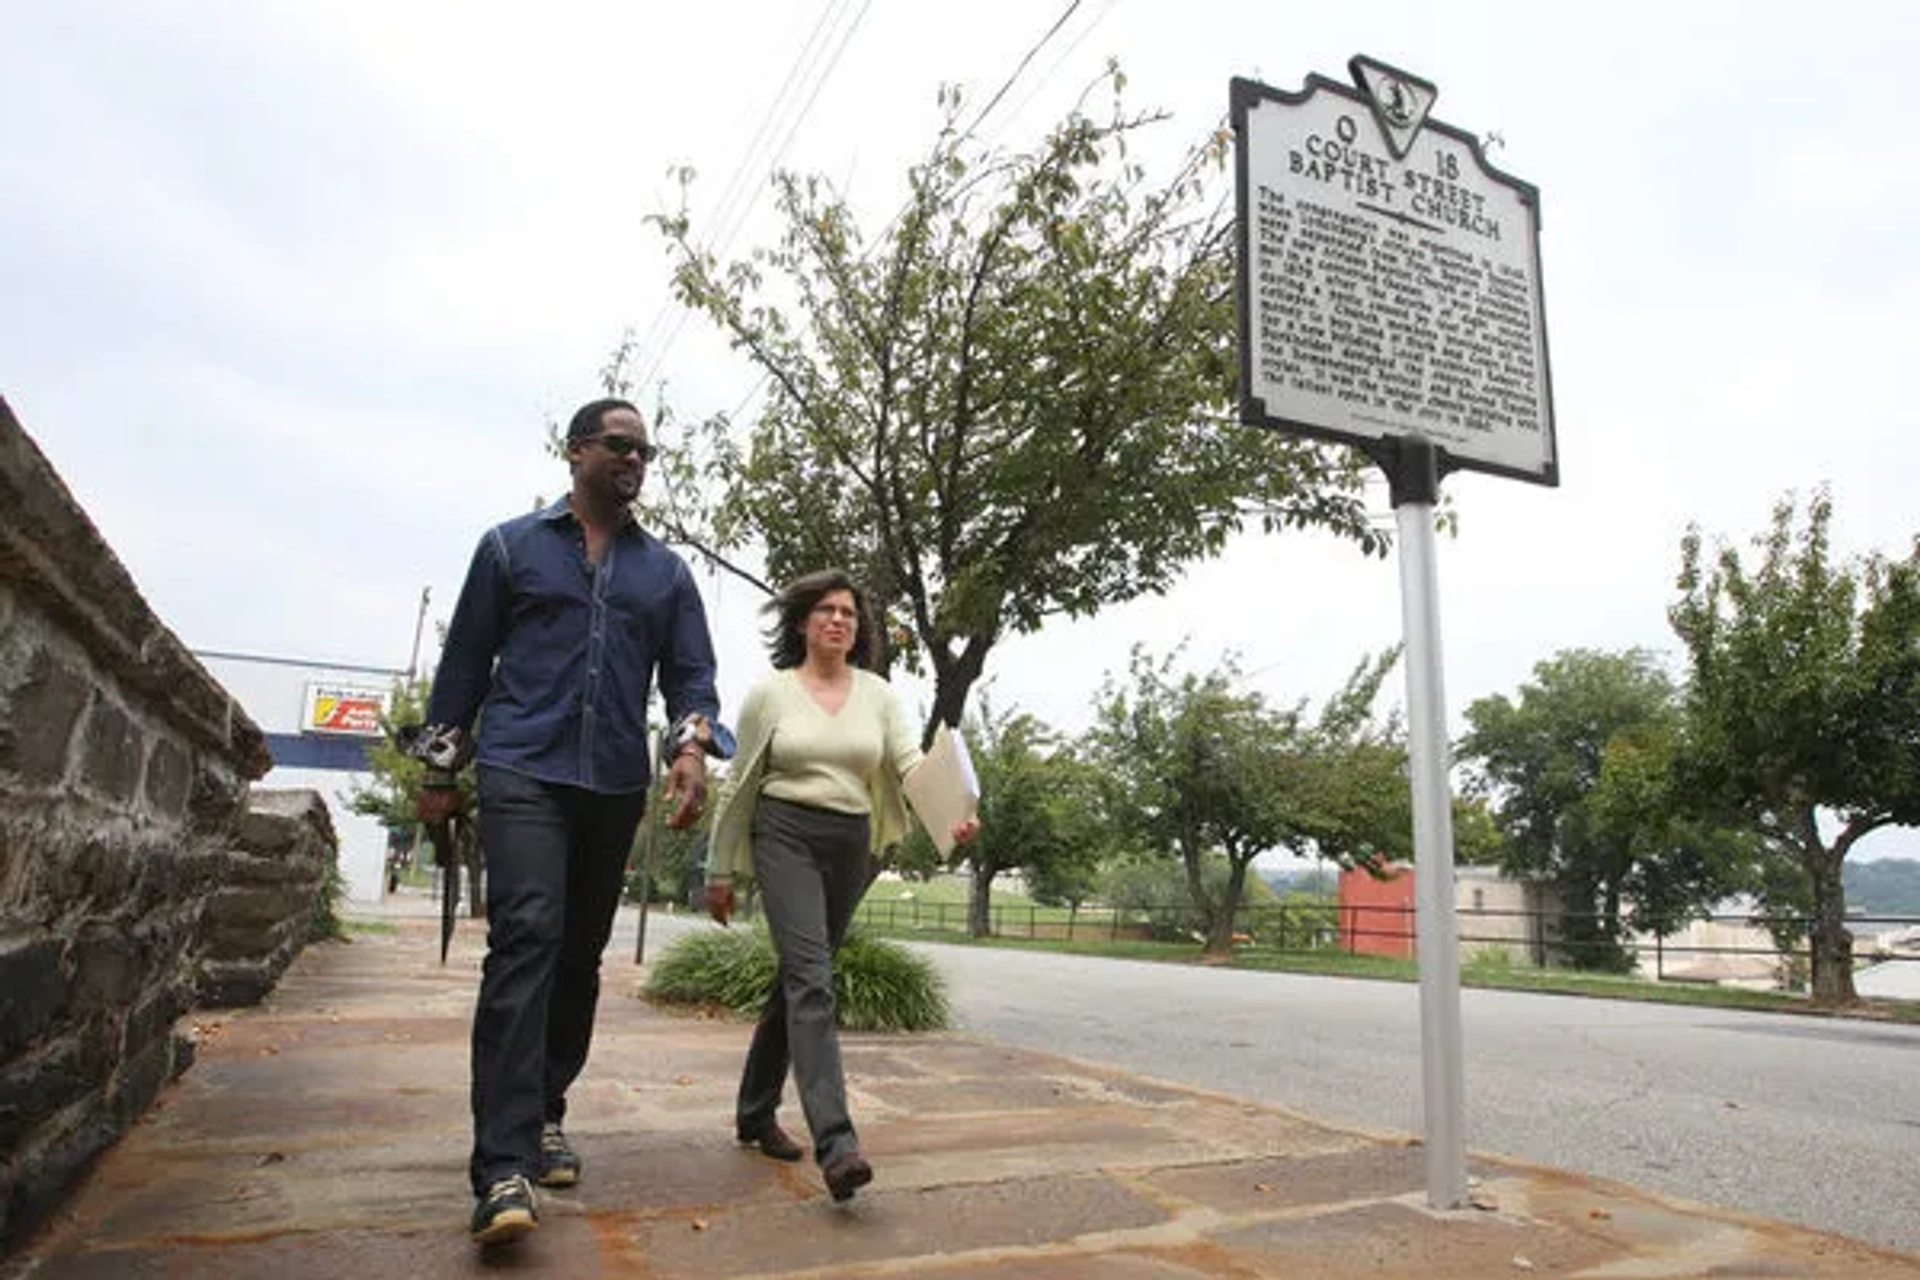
[1669, 490, 1920, 1004]
[950, 700, 1105, 937]
[1457, 648, 1738, 969]
[348, 679, 484, 917]
[626, 779, 709, 909]
[1088, 645, 1410, 954]
[1019, 749, 1108, 916]
[641, 71, 1381, 743]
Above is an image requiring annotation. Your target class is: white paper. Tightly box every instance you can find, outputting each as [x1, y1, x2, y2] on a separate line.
[901, 724, 980, 856]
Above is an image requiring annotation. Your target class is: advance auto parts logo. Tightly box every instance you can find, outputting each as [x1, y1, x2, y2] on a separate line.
[304, 683, 389, 737]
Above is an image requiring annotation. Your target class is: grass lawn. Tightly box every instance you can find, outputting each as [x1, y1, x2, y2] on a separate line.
[854, 877, 1920, 1025]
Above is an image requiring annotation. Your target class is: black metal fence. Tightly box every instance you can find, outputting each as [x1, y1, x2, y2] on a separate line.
[851, 897, 1920, 989]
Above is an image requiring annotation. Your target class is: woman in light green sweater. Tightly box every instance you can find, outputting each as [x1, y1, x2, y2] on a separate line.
[704, 568, 978, 1203]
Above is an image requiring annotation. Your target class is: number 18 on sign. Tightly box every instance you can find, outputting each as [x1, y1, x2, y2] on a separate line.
[1232, 57, 1559, 1211]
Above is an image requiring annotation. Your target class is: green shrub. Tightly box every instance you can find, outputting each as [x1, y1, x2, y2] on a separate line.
[645, 927, 779, 1013]
[310, 855, 348, 942]
[833, 932, 950, 1031]
[644, 927, 949, 1032]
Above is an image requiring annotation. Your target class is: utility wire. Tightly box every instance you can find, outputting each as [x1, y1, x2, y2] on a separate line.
[957, 0, 1084, 144]
[626, 0, 852, 387]
[636, 0, 872, 392]
[976, 0, 1120, 153]
[709, 0, 1096, 433]
[703, 0, 857, 266]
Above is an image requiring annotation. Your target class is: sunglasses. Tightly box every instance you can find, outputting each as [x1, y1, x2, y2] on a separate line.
[583, 434, 659, 463]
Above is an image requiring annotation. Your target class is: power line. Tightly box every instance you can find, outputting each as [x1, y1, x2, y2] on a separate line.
[635, 0, 873, 393]
[958, 0, 1085, 144]
[976, 0, 1120, 153]
[625, 0, 854, 388]
[702, 0, 856, 266]
[864, 0, 1096, 256]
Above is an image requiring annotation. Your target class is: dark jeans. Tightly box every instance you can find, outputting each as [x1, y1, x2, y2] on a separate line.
[468, 765, 646, 1195]
[735, 796, 872, 1166]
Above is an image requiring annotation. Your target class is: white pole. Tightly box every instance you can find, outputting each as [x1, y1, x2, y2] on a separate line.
[1395, 497, 1468, 1210]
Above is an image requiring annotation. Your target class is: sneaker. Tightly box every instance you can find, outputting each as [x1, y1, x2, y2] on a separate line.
[538, 1122, 581, 1188]
[470, 1174, 538, 1244]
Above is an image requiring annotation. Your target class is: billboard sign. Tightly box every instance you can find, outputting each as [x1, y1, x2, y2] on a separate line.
[302, 682, 389, 738]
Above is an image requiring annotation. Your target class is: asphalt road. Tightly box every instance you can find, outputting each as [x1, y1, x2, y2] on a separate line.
[902, 940, 1920, 1255]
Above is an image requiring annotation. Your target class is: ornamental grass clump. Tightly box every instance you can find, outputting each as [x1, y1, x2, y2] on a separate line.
[645, 927, 948, 1032]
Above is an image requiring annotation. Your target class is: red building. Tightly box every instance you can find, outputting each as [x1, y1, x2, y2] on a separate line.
[1338, 864, 1416, 959]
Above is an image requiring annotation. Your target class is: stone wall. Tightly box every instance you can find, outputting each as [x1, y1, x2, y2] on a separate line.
[197, 789, 338, 1007]
[0, 396, 295, 1251]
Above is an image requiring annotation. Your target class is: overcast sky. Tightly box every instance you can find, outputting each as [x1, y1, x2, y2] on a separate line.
[4, 2, 1915, 858]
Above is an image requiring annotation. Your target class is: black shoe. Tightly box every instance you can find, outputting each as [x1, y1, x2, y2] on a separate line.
[821, 1152, 873, 1203]
[736, 1119, 805, 1163]
[470, 1174, 538, 1244]
[538, 1122, 581, 1188]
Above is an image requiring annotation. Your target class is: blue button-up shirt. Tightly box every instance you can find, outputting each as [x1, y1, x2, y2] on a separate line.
[427, 498, 721, 795]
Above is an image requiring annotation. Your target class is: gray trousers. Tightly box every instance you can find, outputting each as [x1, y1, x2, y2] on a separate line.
[735, 796, 871, 1165]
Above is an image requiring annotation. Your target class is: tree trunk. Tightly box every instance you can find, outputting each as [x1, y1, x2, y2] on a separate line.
[1205, 857, 1252, 956]
[924, 632, 992, 748]
[968, 855, 995, 938]
[1178, 838, 1213, 945]
[1805, 846, 1856, 1005]
[462, 821, 486, 919]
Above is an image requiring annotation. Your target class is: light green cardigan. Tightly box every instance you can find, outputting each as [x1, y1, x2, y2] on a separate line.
[704, 669, 918, 886]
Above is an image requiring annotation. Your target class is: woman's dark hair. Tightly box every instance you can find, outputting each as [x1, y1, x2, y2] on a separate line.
[565, 397, 639, 441]
[764, 568, 875, 670]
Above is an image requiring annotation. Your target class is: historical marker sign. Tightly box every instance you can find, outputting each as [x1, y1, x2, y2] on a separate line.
[1234, 58, 1558, 485]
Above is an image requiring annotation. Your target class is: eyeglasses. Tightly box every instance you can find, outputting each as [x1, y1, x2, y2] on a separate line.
[585, 434, 659, 463]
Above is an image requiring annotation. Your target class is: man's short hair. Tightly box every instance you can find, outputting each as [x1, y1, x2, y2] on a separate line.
[566, 397, 640, 441]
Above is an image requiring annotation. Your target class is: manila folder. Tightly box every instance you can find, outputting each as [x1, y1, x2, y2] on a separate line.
[902, 723, 979, 856]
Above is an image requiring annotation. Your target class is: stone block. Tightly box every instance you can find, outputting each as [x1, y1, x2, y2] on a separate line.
[235, 807, 301, 856]
[0, 1030, 101, 1154]
[222, 851, 324, 887]
[79, 696, 144, 802]
[1, 1093, 118, 1254]
[201, 917, 295, 963]
[71, 926, 143, 1010]
[0, 821, 18, 898]
[235, 790, 337, 861]
[124, 981, 189, 1060]
[64, 834, 138, 907]
[206, 883, 311, 930]
[189, 757, 249, 827]
[0, 648, 90, 785]
[196, 957, 280, 1008]
[142, 735, 191, 818]
[164, 846, 228, 898]
[108, 1035, 177, 1128]
[0, 933, 67, 1058]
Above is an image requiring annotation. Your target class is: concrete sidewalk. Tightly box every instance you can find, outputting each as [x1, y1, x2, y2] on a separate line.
[7, 918, 1917, 1278]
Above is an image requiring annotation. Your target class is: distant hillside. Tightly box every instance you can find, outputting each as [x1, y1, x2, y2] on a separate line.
[1845, 859, 1920, 917]
[1257, 866, 1339, 898]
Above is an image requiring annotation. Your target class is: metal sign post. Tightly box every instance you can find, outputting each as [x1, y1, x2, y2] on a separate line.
[1384, 435, 1467, 1208]
[1233, 56, 1558, 1210]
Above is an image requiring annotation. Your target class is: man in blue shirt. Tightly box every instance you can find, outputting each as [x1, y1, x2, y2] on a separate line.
[420, 396, 721, 1246]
